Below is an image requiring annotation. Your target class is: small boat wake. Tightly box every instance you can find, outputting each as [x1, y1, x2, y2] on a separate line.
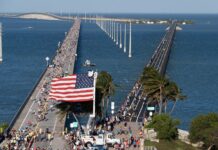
[22, 26, 33, 30]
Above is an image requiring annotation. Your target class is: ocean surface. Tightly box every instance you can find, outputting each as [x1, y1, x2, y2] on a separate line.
[0, 14, 218, 130]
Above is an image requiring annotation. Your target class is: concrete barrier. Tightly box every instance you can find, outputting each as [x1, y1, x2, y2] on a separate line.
[5, 66, 48, 135]
[178, 129, 203, 148]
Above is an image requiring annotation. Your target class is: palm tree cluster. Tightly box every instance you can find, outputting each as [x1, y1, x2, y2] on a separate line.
[96, 71, 115, 118]
[140, 66, 186, 114]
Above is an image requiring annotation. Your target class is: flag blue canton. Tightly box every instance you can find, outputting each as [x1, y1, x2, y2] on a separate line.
[75, 74, 94, 89]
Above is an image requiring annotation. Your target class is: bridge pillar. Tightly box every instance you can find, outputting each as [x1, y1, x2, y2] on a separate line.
[111, 20, 113, 39]
[116, 23, 119, 45]
[128, 21, 132, 58]
[113, 21, 116, 42]
[0, 23, 2, 63]
[124, 24, 126, 53]
[119, 24, 122, 49]
[110, 20, 112, 38]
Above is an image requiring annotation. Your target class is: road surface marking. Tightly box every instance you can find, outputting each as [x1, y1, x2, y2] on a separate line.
[19, 101, 35, 130]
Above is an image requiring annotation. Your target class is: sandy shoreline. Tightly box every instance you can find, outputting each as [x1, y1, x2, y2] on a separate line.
[18, 14, 60, 21]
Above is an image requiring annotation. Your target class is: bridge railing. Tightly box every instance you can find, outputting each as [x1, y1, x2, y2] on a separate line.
[4, 65, 49, 135]
[115, 22, 177, 122]
[4, 20, 80, 135]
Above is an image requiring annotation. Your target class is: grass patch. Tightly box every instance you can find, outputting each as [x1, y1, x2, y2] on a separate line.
[145, 140, 199, 150]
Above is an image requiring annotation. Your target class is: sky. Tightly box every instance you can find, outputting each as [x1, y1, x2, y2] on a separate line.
[0, 0, 218, 14]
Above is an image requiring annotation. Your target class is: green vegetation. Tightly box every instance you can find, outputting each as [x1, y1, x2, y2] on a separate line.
[147, 114, 180, 140]
[96, 71, 115, 118]
[145, 140, 198, 150]
[140, 66, 186, 114]
[0, 122, 8, 134]
[189, 113, 218, 149]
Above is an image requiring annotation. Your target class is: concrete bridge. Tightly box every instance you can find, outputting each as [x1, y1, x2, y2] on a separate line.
[16, 12, 137, 23]
[16, 12, 67, 20]
[123, 21, 177, 122]
[0, 17, 178, 148]
[12, 12, 179, 25]
[1, 19, 81, 149]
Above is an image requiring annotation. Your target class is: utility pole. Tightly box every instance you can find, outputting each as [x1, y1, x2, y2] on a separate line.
[124, 24, 126, 53]
[0, 23, 2, 63]
[119, 24, 122, 49]
[116, 23, 119, 45]
[113, 21, 116, 42]
[128, 21, 132, 58]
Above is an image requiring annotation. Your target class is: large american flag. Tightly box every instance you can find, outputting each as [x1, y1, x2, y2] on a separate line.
[49, 74, 94, 102]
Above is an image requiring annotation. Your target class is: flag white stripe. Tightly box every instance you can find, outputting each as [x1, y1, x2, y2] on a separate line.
[51, 80, 76, 85]
[51, 85, 75, 88]
[50, 87, 93, 92]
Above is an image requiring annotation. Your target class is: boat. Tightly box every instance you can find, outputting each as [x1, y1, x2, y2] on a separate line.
[83, 59, 96, 67]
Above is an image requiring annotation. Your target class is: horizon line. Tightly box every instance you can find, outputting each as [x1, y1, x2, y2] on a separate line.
[0, 11, 218, 15]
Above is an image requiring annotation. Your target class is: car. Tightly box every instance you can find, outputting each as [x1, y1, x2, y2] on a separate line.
[87, 145, 107, 150]
[81, 132, 120, 147]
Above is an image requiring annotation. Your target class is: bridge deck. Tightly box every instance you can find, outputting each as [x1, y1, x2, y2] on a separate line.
[1, 20, 81, 149]
[122, 21, 177, 123]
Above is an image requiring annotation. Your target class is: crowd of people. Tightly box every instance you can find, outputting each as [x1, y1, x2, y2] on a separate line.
[60, 114, 144, 150]
[118, 81, 142, 120]
[51, 82, 145, 150]
[1, 18, 149, 150]
[1, 19, 81, 150]
[67, 81, 145, 149]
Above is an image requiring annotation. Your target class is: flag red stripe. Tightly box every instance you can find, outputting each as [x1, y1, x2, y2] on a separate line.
[50, 94, 93, 99]
[51, 88, 93, 92]
[50, 98, 93, 102]
[50, 89, 93, 94]
[49, 96, 93, 101]
[51, 87, 75, 90]
[52, 78, 76, 82]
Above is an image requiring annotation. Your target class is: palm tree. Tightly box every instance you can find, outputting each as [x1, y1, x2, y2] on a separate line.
[140, 66, 159, 83]
[96, 71, 115, 118]
[140, 67, 186, 114]
[164, 81, 186, 114]
[142, 74, 169, 114]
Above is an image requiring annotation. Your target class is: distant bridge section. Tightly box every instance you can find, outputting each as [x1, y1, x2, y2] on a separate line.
[148, 21, 177, 75]
[17, 13, 62, 20]
[123, 21, 177, 122]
